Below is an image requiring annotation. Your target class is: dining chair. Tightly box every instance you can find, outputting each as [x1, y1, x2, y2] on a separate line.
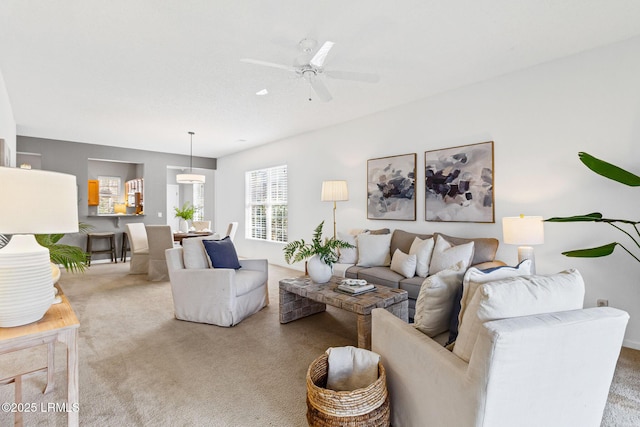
[145, 225, 173, 281]
[192, 220, 211, 232]
[125, 223, 149, 275]
[226, 222, 239, 241]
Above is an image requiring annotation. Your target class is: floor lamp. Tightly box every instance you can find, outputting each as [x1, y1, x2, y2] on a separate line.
[0, 167, 79, 327]
[321, 180, 349, 239]
[502, 215, 544, 274]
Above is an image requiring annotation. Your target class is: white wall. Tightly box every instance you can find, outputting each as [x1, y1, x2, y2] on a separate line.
[0, 68, 16, 166]
[216, 36, 640, 348]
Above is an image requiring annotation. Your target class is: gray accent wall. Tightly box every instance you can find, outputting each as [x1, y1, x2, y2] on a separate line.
[17, 136, 216, 260]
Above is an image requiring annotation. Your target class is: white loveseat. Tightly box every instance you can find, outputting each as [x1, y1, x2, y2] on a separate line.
[372, 272, 629, 427]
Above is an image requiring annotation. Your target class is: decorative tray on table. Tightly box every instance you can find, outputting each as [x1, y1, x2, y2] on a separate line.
[336, 279, 376, 295]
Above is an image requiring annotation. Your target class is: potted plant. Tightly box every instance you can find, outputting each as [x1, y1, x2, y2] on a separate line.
[283, 221, 354, 283]
[174, 201, 199, 233]
[546, 152, 640, 263]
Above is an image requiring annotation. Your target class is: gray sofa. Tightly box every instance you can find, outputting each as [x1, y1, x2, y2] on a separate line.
[335, 229, 504, 319]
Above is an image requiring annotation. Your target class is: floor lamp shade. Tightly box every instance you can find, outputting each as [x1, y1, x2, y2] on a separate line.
[0, 167, 79, 327]
[502, 215, 544, 273]
[321, 180, 348, 239]
[321, 180, 349, 202]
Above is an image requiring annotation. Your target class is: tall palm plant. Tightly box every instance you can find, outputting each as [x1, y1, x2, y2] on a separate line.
[546, 152, 640, 263]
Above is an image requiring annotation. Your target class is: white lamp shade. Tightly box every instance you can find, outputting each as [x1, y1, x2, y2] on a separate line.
[177, 173, 206, 184]
[502, 216, 544, 245]
[0, 167, 79, 234]
[321, 180, 349, 202]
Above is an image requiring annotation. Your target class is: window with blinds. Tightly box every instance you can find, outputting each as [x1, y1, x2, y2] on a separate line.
[192, 183, 205, 221]
[246, 165, 288, 242]
[97, 176, 121, 214]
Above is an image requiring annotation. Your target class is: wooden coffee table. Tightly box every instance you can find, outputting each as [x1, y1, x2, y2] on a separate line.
[279, 276, 408, 349]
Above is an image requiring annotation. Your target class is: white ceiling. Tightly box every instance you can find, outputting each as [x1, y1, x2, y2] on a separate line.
[1, 1, 640, 159]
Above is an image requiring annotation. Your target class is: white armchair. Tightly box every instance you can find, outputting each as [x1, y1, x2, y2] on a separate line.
[372, 306, 629, 427]
[165, 246, 269, 326]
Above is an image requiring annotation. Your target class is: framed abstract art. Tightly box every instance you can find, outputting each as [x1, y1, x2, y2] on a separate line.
[367, 153, 416, 220]
[425, 141, 494, 223]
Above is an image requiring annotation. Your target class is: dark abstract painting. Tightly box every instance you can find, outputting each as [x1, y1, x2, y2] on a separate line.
[425, 141, 494, 222]
[367, 153, 416, 220]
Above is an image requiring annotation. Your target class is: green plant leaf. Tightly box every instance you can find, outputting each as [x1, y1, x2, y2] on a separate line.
[174, 201, 198, 220]
[47, 244, 88, 273]
[545, 213, 639, 225]
[562, 242, 618, 258]
[545, 213, 603, 222]
[579, 152, 640, 187]
[282, 221, 354, 267]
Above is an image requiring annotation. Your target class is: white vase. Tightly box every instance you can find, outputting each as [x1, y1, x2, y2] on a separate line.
[179, 218, 189, 233]
[307, 255, 332, 284]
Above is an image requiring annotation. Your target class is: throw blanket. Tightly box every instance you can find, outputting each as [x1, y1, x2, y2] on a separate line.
[325, 346, 380, 391]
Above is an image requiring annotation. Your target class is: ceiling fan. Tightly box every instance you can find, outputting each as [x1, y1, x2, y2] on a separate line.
[241, 38, 380, 102]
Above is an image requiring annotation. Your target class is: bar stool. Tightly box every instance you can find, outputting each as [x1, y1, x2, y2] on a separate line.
[121, 232, 130, 262]
[86, 232, 118, 266]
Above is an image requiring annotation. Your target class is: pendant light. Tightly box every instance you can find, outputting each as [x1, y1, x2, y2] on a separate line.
[177, 131, 206, 184]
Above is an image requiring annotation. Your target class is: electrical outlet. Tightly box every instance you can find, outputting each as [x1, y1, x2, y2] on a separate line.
[157, 212, 163, 218]
[597, 299, 608, 307]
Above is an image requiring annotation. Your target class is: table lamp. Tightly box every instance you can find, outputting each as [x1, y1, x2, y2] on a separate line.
[321, 180, 349, 239]
[502, 215, 544, 274]
[0, 167, 79, 327]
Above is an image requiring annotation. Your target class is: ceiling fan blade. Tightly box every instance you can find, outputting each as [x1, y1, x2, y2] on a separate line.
[240, 58, 296, 72]
[325, 70, 380, 83]
[310, 41, 334, 68]
[308, 75, 332, 102]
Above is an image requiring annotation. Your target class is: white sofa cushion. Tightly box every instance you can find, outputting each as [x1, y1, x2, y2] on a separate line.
[390, 249, 417, 279]
[235, 269, 268, 297]
[337, 231, 359, 264]
[357, 233, 392, 267]
[457, 259, 533, 329]
[182, 235, 221, 269]
[409, 236, 435, 278]
[453, 269, 585, 362]
[413, 262, 465, 337]
[429, 235, 474, 275]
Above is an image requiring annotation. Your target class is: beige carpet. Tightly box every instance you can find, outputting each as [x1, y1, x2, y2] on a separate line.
[0, 262, 638, 426]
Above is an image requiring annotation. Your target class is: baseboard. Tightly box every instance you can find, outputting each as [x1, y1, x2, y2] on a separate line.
[623, 339, 640, 350]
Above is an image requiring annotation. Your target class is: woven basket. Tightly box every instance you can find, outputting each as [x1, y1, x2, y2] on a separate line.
[306, 353, 390, 427]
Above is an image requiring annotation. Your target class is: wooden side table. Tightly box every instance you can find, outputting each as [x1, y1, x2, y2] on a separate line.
[0, 284, 80, 427]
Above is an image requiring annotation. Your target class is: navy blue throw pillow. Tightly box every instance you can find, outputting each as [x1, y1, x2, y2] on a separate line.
[202, 237, 241, 269]
[446, 284, 464, 346]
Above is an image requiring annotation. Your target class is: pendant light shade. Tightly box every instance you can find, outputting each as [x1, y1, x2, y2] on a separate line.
[177, 131, 206, 184]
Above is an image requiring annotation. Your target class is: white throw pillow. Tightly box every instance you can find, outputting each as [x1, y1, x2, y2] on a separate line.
[390, 249, 417, 279]
[182, 235, 220, 269]
[337, 232, 358, 264]
[357, 233, 392, 267]
[453, 269, 585, 363]
[429, 235, 474, 275]
[413, 262, 465, 337]
[409, 236, 435, 278]
[457, 259, 533, 329]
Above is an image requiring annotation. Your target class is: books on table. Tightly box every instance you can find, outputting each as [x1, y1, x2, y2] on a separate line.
[338, 279, 375, 295]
